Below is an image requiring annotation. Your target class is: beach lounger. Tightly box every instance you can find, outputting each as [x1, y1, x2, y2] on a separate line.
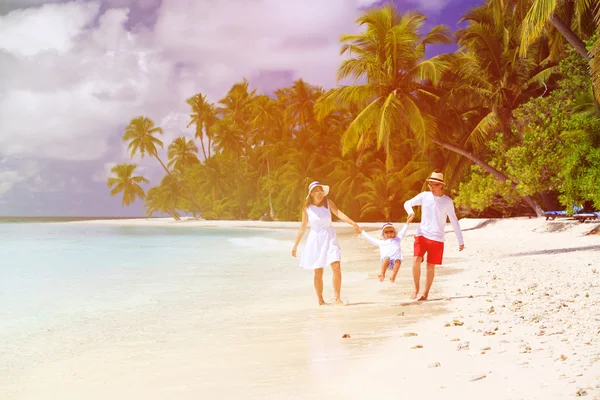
[572, 212, 600, 222]
[542, 205, 584, 220]
[542, 210, 567, 220]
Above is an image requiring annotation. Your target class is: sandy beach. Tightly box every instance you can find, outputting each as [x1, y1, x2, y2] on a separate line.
[2, 216, 599, 399]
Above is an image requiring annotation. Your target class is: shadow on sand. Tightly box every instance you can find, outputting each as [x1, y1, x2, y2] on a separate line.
[457, 219, 498, 232]
[398, 293, 488, 307]
[506, 245, 600, 257]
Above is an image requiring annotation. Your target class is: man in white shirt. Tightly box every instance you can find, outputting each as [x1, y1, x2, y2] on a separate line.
[403, 172, 465, 301]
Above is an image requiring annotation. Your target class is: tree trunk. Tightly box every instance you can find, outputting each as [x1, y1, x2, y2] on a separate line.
[197, 126, 208, 161]
[267, 158, 275, 220]
[549, 14, 590, 60]
[431, 138, 544, 216]
[152, 151, 203, 213]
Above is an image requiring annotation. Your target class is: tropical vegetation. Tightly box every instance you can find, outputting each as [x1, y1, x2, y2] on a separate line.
[108, 1, 600, 220]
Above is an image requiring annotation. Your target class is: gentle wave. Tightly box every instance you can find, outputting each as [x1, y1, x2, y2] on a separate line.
[227, 236, 293, 250]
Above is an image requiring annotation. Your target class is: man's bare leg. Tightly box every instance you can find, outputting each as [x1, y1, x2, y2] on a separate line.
[379, 258, 390, 282]
[419, 263, 436, 301]
[390, 260, 401, 283]
[331, 261, 346, 305]
[411, 256, 423, 299]
[314, 268, 325, 305]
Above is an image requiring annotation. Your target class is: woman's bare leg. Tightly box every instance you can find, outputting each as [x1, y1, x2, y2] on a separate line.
[314, 268, 325, 305]
[330, 261, 345, 305]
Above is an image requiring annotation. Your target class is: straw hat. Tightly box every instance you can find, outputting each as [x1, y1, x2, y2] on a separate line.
[427, 172, 445, 185]
[306, 181, 330, 199]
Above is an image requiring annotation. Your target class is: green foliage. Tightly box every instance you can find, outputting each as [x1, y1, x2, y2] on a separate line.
[456, 50, 599, 213]
[558, 118, 600, 209]
[455, 165, 520, 212]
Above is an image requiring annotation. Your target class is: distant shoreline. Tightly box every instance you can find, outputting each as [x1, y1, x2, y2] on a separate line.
[0, 216, 151, 223]
[62, 217, 500, 233]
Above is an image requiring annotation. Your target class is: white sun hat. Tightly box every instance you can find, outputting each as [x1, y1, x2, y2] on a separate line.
[381, 222, 396, 234]
[305, 181, 330, 199]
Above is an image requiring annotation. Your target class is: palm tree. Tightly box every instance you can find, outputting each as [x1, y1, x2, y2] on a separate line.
[315, 4, 451, 170]
[123, 116, 172, 174]
[123, 116, 202, 212]
[592, 31, 600, 102]
[106, 163, 148, 206]
[357, 171, 403, 220]
[186, 156, 232, 203]
[144, 180, 182, 220]
[167, 137, 200, 172]
[518, 0, 599, 101]
[327, 151, 380, 219]
[450, 5, 557, 141]
[426, 3, 560, 215]
[519, 0, 598, 59]
[249, 94, 285, 219]
[186, 93, 216, 160]
[286, 79, 322, 130]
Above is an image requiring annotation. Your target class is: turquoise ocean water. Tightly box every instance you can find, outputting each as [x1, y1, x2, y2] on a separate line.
[0, 221, 302, 334]
[0, 219, 422, 399]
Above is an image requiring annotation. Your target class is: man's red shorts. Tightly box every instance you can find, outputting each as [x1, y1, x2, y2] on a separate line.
[413, 235, 444, 265]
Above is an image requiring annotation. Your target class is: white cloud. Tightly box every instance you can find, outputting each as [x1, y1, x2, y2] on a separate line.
[0, 170, 27, 195]
[0, 2, 99, 56]
[151, 0, 369, 99]
[92, 162, 116, 183]
[0, 3, 180, 162]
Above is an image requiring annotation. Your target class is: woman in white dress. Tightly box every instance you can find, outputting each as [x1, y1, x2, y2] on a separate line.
[292, 181, 361, 305]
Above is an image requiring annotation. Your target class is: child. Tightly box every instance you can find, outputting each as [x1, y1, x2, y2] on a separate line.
[359, 222, 409, 283]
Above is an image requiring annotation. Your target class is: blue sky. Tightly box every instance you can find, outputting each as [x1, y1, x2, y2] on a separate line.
[0, 0, 482, 216]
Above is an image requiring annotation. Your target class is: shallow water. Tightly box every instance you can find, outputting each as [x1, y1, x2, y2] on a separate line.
[0, 222, 440, 399]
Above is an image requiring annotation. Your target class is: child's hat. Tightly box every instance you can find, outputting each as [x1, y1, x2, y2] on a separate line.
[306, 181, 330, 199]
[381, 222, 396, 234]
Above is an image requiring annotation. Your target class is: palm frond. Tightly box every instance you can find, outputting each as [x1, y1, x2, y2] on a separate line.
[524, 65, 559, 88]
[411, 56, 449, 84]
[341, 98, 381, 155]
[520, 0, 559, 56]
[465, 111, 501, 149]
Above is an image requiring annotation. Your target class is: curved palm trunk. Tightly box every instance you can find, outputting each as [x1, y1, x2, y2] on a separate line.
[549, 14, 590, 60]
[198, 130, 208, 160]
[152, 150, 203, 213]
[431, 138, 544, 216]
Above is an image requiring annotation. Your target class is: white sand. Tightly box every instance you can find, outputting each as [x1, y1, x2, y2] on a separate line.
[4, 217, 600, 399]
[318, 217, 600, 399]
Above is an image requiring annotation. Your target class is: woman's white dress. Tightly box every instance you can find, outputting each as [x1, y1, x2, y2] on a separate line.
[299, 204, 341, 269]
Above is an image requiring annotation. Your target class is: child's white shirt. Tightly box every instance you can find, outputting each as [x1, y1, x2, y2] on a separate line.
[360, 225, 408, 261]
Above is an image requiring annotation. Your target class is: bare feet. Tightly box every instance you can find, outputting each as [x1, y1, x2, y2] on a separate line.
[318, 297, 326, 305]
[411, 290, 419, 299]
[418, 295, 428, 301]
[390, 277, 395, 283]
[334, 298, 346, 306]
[378, 274, 384, 282]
